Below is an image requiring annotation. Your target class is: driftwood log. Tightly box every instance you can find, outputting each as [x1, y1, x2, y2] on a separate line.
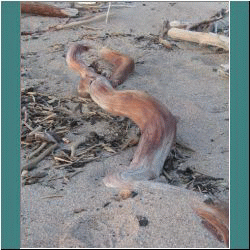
[21, 2, 78, 18]
[192, 200, 229, 247]
[168, 28, 229, 51]
[66, 44, 229, 246]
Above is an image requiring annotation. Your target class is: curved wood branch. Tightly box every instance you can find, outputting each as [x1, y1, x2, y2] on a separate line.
[192, 200, 229, 247]
[100, 48, 135, 87]
[67, 44, 177, 190]
[66, 44, 229, 247]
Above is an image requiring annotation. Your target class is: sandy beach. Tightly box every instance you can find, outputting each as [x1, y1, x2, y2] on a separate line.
[21, 1, 229, 248]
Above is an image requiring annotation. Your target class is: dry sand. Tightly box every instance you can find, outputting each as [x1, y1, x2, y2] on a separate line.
[21, 1, 229, 248]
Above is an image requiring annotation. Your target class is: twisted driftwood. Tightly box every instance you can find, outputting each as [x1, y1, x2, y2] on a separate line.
[66, 44, 177, 191]
[66, 44, 228, 246]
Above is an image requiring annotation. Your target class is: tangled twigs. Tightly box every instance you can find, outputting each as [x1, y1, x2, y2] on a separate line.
[70, 137, 87, 158]
[29, 125, 43, 135]
[21, 87, 139, 177]
[188, 8, 229, 32]
[22, 143, 59, 172]
[26, 131, 59, 145]
[160, 8, 229, 51]
[28, 142, 48, 159]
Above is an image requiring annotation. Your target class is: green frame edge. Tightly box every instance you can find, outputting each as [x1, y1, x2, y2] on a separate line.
[0, 1, 249, 249]
[1, 1, 21, 249]
[230, 1, 249, 249]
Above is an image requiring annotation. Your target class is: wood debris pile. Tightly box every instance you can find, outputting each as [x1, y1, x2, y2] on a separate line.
[21, 88, 228, 194]
[160, 8, 229, 52]
[163, 158, 228, 195]
[21, 87, 140, 185]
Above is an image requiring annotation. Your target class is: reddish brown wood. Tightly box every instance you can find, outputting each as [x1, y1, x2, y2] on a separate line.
[66, 44, 177, 190]
[21, 2, 68, 18]
[193, 201, 229, 247]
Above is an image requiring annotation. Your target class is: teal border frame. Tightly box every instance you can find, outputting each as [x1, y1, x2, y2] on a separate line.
[230, 1, 249, 249]
[1, 1, 249, 249]
[1, 1, 20, 249]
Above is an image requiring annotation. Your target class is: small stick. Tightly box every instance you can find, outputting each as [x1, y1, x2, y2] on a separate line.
[176, 139, 195, 152]
[74, 156, 101, 164]
[197, 185, 202, 193]
[21, 141, 33, 145]
[39, 113, 57, 123]
[55, 129, 69, 134]
[67, 170, 84, 179]
[54, 151, 121, 169]
[70, 137, 87, 158]
[29, 142, 47, 159]
[80, 26, 102, 31]
[75, 143, 103, 157]
[22, 143, 59, 172]
[23, 107, 28, 123]
[22, 121, 34, 131]
[193, 170, 224, 180]
[74, 2, 103, 9]
[162, 169, 173, 181]
[54, 156, 72, 164]
[21, 19, 103, 36]
[75, 151, 121, 164]
[106, 2, 111, 24]
[101, 4, 135, 9]
[53, 163, 72, 169]
[159, 38, 172, 49]
[41, 195, 64, 199]
[52, 13, 114, 31]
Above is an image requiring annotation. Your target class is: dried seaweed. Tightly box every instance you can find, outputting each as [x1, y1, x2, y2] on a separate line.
[163, 153, 228, 196]
[21, 88, 140, 185]
[21, 88, 227, 194]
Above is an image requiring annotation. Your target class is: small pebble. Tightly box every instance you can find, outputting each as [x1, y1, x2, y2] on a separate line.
[21, 170, 29, 178]
[136, 216, 149, 227]
[73, 208, 86, 213]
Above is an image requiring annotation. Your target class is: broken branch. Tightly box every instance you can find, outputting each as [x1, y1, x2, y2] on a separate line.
[168, 28, 229, 51]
